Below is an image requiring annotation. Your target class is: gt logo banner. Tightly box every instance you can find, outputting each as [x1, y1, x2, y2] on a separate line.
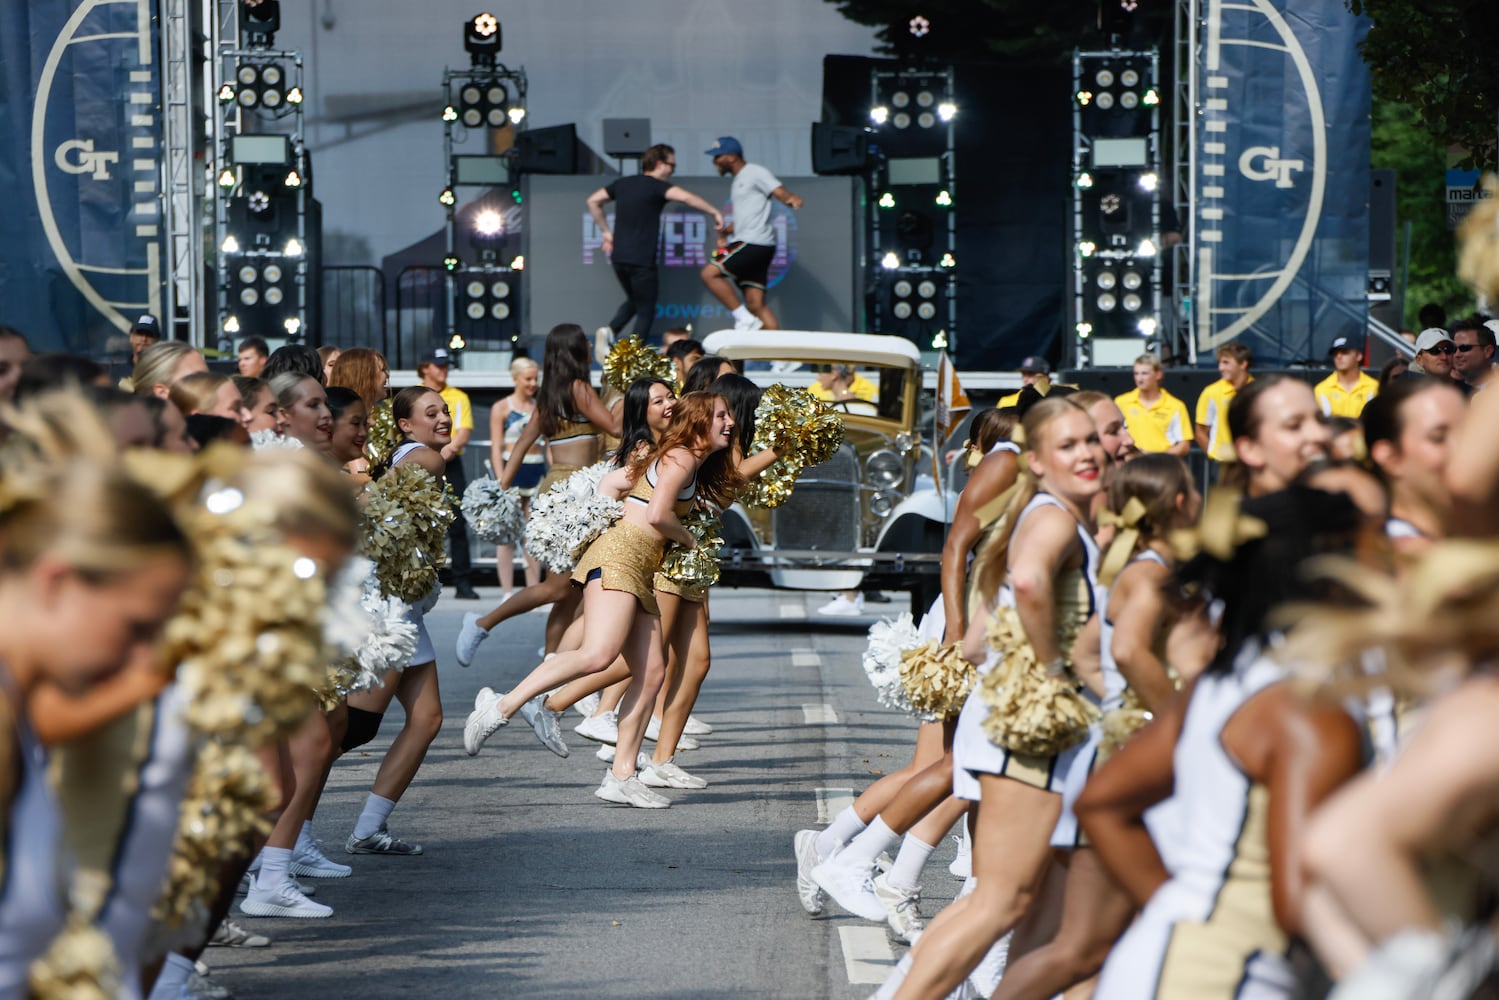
[54, 138, 119, 180]
[1237, 146, 1303, 189]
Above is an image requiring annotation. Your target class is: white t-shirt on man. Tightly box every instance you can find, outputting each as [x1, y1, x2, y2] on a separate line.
[731, 162, 781, 247]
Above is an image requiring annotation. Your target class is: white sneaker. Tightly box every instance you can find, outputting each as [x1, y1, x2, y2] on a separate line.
[643, 715, 698, 751]
[594, 771, 671, 809]
[949, 831, 972, 880]
[639, 756, 707, 790]
[794, 829, 826, 916]
[574, 710, 618, 744]
[594, 326, 616, 361]
[455, 612, 489, 667]
[518, 695, 569, 757]
[574, 692, 602, 718]
[817, 593, 865, 617]
[872, 873, 924, 943]
[683, 714, 713, 736]
[733, 312, 765, 332]
[770, 360, 803, 374]
[462, 688, 507, 755]
[291, 837, 351, 878]
[811, 854, 886, 921]
[239, 880, 332, 919]
[596, 744, 615, 763]
[675, 733, 700, 751]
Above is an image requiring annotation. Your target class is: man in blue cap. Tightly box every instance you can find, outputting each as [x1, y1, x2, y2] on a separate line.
[699, 136, 803, 331]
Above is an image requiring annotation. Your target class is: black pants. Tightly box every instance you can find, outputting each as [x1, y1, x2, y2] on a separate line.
[445, 456, 472, 583]
[608, 262, 659, 341]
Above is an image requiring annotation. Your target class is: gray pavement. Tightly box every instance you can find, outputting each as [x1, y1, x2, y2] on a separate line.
[208, 586, 963, 999]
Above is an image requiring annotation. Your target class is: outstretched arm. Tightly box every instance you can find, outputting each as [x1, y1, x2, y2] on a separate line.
[770, 185, 804, 210]
[666, 186, 725, 231]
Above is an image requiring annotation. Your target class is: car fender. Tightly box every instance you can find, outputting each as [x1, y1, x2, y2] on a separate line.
[873, 489, 952, 551]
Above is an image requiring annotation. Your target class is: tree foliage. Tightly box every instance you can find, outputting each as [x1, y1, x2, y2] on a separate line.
[1349, 0, 1499, 169]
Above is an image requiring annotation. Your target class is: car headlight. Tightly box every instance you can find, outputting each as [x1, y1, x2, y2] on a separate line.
[865, 449, 903, 489]
[894, 431, 915, 455]
[870, 490, 898, 517]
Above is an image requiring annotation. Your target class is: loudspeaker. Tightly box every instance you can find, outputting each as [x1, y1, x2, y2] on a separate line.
[514, 124, 578, 175]
[1369, 169, 1396, 272]
[811, 123, 870, 175]
[602, 118, 651, 158]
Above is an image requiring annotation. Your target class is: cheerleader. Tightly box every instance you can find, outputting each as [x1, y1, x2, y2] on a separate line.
[326, 386, 372, 482]
[269, 373, 334, 453]
[463, 393, 740, 808]
[1362, 375, 1466, 552]
[327, 347, 392, 468]
[232, 376, 287, 436]
[489, 356, 545, 600]
[339, 386, 453, 854]
[1219, 375, 1330, 496]
[0, 400, 192, 994]
[989, 453, 1197, 1000]
[1078, 487, 1366, 999]
[456, 324, 622, 665]
[891, 396, 1107, 999]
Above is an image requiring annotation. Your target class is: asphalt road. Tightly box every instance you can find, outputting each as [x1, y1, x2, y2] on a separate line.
[207, 586, 964, 999]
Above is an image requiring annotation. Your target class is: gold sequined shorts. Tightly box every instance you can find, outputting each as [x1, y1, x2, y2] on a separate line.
[537, 462, 582, 495]
[572, 519, 665, 615]
[653, 572, 708, 604]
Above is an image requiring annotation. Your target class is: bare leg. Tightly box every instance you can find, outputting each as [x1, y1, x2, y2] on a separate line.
[1007, 850, 1068, 966]
[611, 611, 666, 780]
[653, 598, 711, 765]
[262, 709, 334, 851]
[852, 719, 951, 823]
[476, 573, 570, 631]
[991, 849, 1136, 1000]
[369, 662, 443, 803]
[879, 752, 957, 832]
[892, 774, 1062, 999]
[544, 588, 583, 654]
[743, 286, 778, 330]
[700, 262, 743, 310]
[495, 583, 638, 718]
[546, 656, 630, 713]
[496, 544, 516, 594]
[598, 676, 630, 713]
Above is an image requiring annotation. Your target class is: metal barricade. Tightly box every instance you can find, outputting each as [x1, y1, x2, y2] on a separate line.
[320, 265, 385, 348]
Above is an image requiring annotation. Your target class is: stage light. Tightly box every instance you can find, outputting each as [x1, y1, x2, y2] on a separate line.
[442, 105, 458, 122]
[1142, 88, 1160, 106]
[1076, 321, 1093, 337]
[1097, 271, 1117, 290]
[466, 301, 486, 320]
[449, 333, 468, 350]
[237, 65, 258, 86]
[917, 91, 935, 108]
[1098, 293, 1118, 311]
[1076, 172, 1094, 189]
[1120, 68, 1140, 88]
[893, 301, 912, 319]
[908, 15, 930, 37]
[1078, 241, 1096, 257]
[934, 190, 952, 207]
[241, 0, 281, 45]
[1096, 91, 1115, 110]
[893, 279, 913, 298]
[937, 102, 956, 122]
[224, 315, 241, 334]
[283, 169, 301, 187]
[1101, 193, 1121, 214]
[1137, 317, 1158, 336]
[287, 87, 303, 105]
[263, 285, 283, 306]
[239, 287, 258, 305]
[510, 188, 524, 205]
[878, 192, 896, 209]
[238, 264, 258, 283]
[1122, 270, 1143, 290]
[218, 84, 236, 104]
[473, 208, 504, 237]
[444, 254, 461, 271]
[880, 251, 900, 269]
[892, 91, 911, 108]
[221, 234, 240, 253]
[509, 255, 525, 270]
[1138, 172, 1158, 192]
[465, 12, 502, 64]
[491, 303, 510, 319]
[438, 188, 456, 207]
[939, 252, 956, 268]
[264, 263, 282, 283]
[247, 191, 270, 214]
[1120, 91, 1139, 109]
[218, 168, 236, 189]
[917, 112, 935, 129]
[1095, 69, 1115, 88]
[917, 302, 936, 320]
[870, 106, 889, 125]
[893, 112, 912, 129]
[491, 280, 510, 298]
[1075, 90, 1093, 106]
[284, 237, 303, 256]
[284, 317, 301, 335]
[508, 107, 526, 125]
[1136, 238, 1157, 257]
[1123, 293, 1143, 312]
[466, 280, 485, 299]
[917, 280, 937, 299]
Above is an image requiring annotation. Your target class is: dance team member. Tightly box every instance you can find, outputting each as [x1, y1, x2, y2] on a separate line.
[488, 356, 545, 601]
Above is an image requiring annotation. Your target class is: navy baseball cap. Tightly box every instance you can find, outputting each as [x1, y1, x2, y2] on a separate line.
[130, 314, 161, 338]
[1018, 355, 1048, 374]
[1327, 336, 1359, 355]
[705, 136, 743, 158]
[418, 348, 451, 367]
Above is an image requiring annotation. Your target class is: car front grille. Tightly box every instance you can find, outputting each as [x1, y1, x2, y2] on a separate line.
[773, 445, 860, 551]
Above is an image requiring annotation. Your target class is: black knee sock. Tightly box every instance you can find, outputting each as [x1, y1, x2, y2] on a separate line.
[341, 708, 385, 752]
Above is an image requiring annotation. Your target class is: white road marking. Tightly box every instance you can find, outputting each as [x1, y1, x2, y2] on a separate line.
[791, 649, 821, 668]
[803, 703, 838, 725]
[839, 926, 898, 984]
[779, 602, 802, 618]
[815, 787, 854, 824]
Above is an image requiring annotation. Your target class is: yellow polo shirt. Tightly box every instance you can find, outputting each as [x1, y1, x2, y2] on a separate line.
[438, 384, 474, 456]
[1314, 371, 1378, 419]
[1195, 377, 1250, 461]
[809, 372, 877, 404]
[1115, 387, 1191, 453]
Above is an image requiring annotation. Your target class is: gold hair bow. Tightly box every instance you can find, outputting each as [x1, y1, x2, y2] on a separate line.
[1169, 487, 1267, 562]
[965, 446, 983, 470]
[1098, 496, 1148, 586]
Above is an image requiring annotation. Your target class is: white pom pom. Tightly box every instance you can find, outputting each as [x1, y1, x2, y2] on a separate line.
[250, 430, 304, 451]
[862, 613, 922, 715]
[524, 462, 623, 573]
[461, 478, 525, 545]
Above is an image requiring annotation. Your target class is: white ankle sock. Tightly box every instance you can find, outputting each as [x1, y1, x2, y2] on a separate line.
[816, 806, 867, 859]
[296, 820, 315, 853]
[353, 792, 396, 840]
[886, 833, 936, 890]
[146, 952, 193, 1000]
[841, 816, 899, 869]
[732, 305, 754, 323]
[255, 846, 292, 892]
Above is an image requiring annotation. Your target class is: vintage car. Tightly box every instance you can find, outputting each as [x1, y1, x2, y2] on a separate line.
[701, 330, 953, 612]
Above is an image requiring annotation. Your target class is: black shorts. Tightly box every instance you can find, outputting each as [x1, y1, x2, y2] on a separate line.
[714, 241, 775, 290]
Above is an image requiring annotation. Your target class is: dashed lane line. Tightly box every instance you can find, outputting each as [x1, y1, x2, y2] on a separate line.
[815, 787, 854, 824]
[838, 926, 898, 984]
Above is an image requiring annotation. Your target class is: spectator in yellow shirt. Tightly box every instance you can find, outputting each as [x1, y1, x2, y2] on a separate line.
[810, 364, 878, 414]
[1194, 342, 1253, 461]
[420, 349, 479, 599]
[1314, 336, 1378, 418]
[1115, 353, 1191, 456]
[998, 355, 1049, 407]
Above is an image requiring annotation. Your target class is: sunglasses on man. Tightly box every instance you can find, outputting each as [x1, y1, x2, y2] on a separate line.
[1455, 343, 1486, 353]
[1426, 343, 1455, 355]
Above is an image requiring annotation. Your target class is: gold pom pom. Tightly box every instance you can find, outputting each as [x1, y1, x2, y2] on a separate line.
[360, 464, 456, 604]
[660, 508, 724, 588]
[739, 385, 846, 509]
[28, 919, 120, 1000]
[602, 336, 676, 394]
[1098, 689, 1153, 762]
[1457, 175, 1499, 302]
[365, 398, 401, 472]
[980, 606, 1099, 756]
[897, 640, 976, 719]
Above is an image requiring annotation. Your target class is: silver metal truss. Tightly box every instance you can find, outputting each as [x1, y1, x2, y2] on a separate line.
[157, 0, 202, 345]
[866, 63, 957, 353]
[441, 64, 528, 354]
[1173, 0, 1200, 363]
[1070, 48, 1161, 368]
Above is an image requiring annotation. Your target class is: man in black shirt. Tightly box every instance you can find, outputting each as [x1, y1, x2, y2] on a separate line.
[587, 143, 724, 346]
